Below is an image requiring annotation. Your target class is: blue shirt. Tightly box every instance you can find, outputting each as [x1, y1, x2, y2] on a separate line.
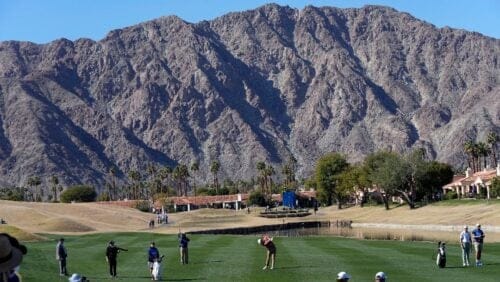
[472, 228, 484, 243]
[148, 247, 159, 262]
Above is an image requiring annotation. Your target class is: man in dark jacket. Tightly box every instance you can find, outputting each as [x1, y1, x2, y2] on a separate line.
[148, 242, 160, 279]
[105, 241, 128, 278]
[179, 233, 190, 264]
[55, 238, 68, 276]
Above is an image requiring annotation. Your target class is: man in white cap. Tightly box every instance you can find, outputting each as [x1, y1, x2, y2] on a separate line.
[336, 271, 351, 282]
[375, 271, 387, 282]
[459, 225, 472, 266]
[471, 223, 485, 266]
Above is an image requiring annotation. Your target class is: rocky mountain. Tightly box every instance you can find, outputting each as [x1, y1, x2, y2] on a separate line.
[0, 4, 498, 190]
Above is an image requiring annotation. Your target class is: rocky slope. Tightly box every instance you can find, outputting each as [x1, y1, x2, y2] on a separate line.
[0, 4, 498, 190]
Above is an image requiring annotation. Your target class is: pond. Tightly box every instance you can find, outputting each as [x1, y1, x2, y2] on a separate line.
[259, 224, 500, 243]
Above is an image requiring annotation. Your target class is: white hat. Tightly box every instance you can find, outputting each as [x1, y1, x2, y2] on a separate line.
[0, 234, 24, 272]
[337, 271, 351, 279]
[68, 273, 82, 282]
[463, 225, 468, 229]
[476, 223, 481, 227]
[375, 271, 387, 279]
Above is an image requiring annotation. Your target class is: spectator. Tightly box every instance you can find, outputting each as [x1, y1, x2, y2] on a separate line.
[375, 271, 387, 282]
[68, 273, 89, 282]
[471, 223, 485, 266]
[336, 271, 351, 282]
[105, 240, 128, 278]
[179, 233, 190, 264]
[0, 233, 28, 282]
[459, 225, 472, 266]
[56, 238, 68, 276]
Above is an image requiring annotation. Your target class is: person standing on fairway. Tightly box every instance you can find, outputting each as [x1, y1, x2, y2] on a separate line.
[56, 238, 68, 276]
[471, 223, 485, 266]
[336, 271, 351, 282]
[105, 240, 128, 278]
[259, 234, 276, 270]
[148, 242, 160, 279]
[179, 233, 190, 264]
[459, 225, 472, 266]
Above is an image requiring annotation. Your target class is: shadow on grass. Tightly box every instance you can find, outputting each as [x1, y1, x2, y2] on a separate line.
[274, 265, 317, 270]
[192, 260, 223, 264]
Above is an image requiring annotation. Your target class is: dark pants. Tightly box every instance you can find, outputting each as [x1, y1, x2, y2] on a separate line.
[59, 259, 67, 275]
[108, 258, 117, 277]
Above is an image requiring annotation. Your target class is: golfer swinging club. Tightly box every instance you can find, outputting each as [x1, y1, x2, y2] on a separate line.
[258, 234, 276, 270]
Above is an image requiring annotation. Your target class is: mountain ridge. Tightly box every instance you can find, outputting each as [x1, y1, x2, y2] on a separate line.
[0, 4, 498, 190]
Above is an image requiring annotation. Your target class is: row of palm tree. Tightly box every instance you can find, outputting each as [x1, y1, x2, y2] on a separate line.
[463, 132, 498, 173]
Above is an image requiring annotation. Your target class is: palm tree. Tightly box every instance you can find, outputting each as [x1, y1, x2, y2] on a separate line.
[256, 161, 267, 194]
[487, 131, 499, 167]
[27, 176, 42, 202]
[477, 142, 490, 171]
[128, 170, 141, 199]
[49, 175, 59, 202]
[190, 162, 199, 196]
[210, 161, 220, 194]
[464, 140, 475, 172]
[173, 164, 190, 196]
[264, 165, 276, 194]
[108, 166, 117, 200]
[158, 166, 172, 195]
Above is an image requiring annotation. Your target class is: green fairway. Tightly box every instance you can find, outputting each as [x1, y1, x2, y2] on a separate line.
[20, 233, 500, 282]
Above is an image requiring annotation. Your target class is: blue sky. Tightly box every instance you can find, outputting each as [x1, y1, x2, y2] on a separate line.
[0, 0, 498, 43]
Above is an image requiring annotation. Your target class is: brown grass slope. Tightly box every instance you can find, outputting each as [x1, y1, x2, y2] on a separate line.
[2, 200, 500, 237]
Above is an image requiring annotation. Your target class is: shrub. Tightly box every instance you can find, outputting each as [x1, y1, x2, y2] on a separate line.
[60, 185, 97, 203]
[0, 187, 25, 201]
[134, 200, 151, 212]
[443, 190, 458, 200]
[248, 191, 268, 207]
[491, 177, 500, 198]
[96, 193, 110, 202]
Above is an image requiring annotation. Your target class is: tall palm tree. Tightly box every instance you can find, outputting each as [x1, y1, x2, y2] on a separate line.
[108, 166, 117, 200]
[487, 131, 499, 167]
[158, 166, 172, 195]
[464, 140, 475, 172]
[128, 170, 141, 199]
[256, 161, 267, 194]
[210, 160, 220, 194]
[49, 175, 59, 202]
[477, 142, 490, 171]
[190, 162, 199, 196]
[264, 165, 276, 194]
[27, 176, 42, 202]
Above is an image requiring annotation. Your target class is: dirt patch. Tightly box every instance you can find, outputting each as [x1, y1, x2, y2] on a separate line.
[36, 217, 95, 232]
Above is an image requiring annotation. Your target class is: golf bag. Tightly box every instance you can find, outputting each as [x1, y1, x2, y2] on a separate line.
[436, 241, 446, 268]
[152, 255, 165, 281]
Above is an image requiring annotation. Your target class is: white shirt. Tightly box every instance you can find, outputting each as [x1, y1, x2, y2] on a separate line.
[460, 230, 472, 243]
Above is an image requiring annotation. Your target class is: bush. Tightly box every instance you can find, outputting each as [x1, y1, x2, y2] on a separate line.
[0, 187, 25, 201]
[96, 193, 110, 202]
[491, 177, 500, 198]
[134, 200, 151, 212]
[443, 190, 458, 200]
[60, 185, 97, 203]
[248, 191, 269, 207]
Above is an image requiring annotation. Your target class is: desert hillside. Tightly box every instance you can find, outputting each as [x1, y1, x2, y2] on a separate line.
[0, 4, 498, 189]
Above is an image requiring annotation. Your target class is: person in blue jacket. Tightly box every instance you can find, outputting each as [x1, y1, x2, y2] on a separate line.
[148, 242, 160, 279]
